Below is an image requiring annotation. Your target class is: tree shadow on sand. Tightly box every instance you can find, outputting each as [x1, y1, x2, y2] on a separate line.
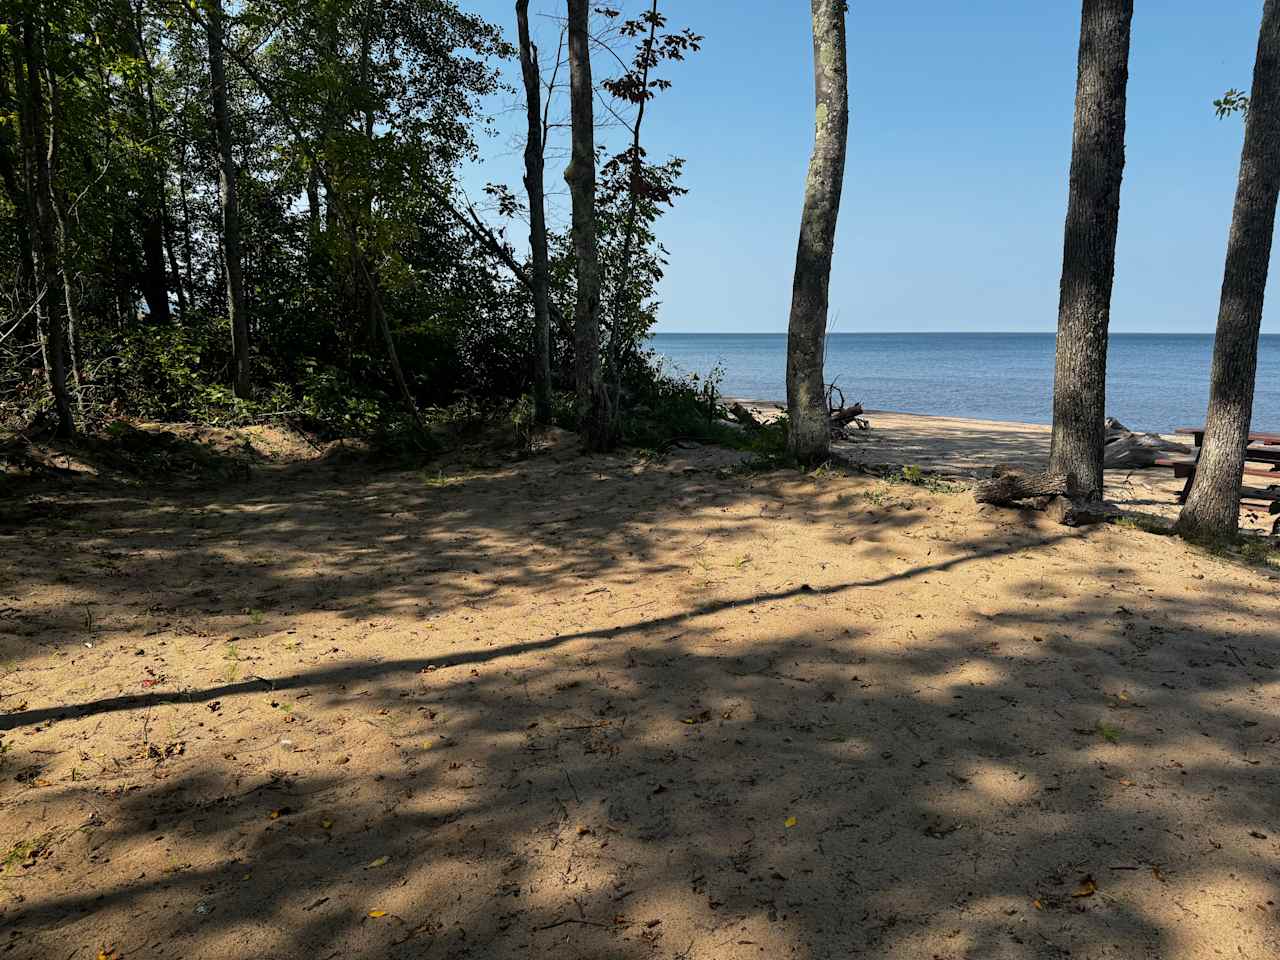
[1, 450, 1278, 959]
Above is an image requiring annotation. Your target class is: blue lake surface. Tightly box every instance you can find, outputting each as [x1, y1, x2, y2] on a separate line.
[648, 332, 1280, 434]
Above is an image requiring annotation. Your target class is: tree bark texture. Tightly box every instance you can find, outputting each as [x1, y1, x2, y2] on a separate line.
[1048, 0, 1133, 500]
[786, 0, 848, 465]
[1177, 0, 1280, 539]
[564, 0, 612, 449]
[517, 0, 553, 425]
[206, 0, 251, 399]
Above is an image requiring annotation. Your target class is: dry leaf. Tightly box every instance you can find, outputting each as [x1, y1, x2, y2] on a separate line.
[321, 819, 334, 830]
[1031, 898, 1043, 910]
[1151, 865, 1166, 882]
[784, 816, 797, 828]
[368, 909, 388, 918]
[97, 951, 119, 960]
[366, 855, 389, 869]
[1072, 875, 1097, 898]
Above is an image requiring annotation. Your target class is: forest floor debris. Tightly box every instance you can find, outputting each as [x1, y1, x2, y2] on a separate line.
[1, 421, 1278, 958]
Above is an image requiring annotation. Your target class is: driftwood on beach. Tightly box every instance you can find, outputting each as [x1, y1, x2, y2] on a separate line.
[973, 466, 1120, 527]
[726, 400, 868, 436]
[973, 467, 1072, 505]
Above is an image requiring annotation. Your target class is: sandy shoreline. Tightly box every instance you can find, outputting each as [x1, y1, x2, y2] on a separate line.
[727, 400, 1280, 532]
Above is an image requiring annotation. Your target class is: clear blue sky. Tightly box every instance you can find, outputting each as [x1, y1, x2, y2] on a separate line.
[461, 1, 1276, 334]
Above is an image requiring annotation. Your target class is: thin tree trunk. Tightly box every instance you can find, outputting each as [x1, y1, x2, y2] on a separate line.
[205, 0, 251, 399]
[47, 69, 85, 421]
[1176, 0, 1280, 540]
[177, 132, 195, 299]
[516, 0, 553, 424]
[21, 14, 73, 437]
[785, 0, 848, 465]
[564, 0, 611, 449]
[1048, 0, 1133, 500]
[132, 0, 186, 320]
[0, 51, 35, 321]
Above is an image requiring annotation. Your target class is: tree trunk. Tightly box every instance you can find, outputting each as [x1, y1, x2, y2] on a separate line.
[21, 13, 74, 438]
[47, 69, 86, 421]
[517, 0, 554, 425]
[1176, 0, 1280, 540]
[122, 0, 173, 326]
[205, 0, 251, 399]
[785, 0, 848, 466]
[0, 50, 36, 326]
[564, 0, 611, 449]
[1048, 0, 1133, 500]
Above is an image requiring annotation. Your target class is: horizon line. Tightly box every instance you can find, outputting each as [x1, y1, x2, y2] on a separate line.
[648, 329, 1263, 336]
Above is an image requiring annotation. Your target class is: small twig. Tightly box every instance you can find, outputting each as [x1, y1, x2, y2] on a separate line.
[533, 917, 608, 931]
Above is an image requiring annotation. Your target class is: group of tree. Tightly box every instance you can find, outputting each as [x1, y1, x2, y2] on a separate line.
[781, 0, 1280, 543]
[1, 0, 698, 447]
[4, 0, 1279, 543]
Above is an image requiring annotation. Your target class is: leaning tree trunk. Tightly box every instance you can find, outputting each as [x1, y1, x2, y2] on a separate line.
[785, 0, 848, 465]
[205, 0, 251, 399]
[564, 0, 612, 450]
[517, 0, 553, 425]
[1047, 0, 1133, 500]
[22, 13, 74, 438]
[1177, 0, 1280, 540]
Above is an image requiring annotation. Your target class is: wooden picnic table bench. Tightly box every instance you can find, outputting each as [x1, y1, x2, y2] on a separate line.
[1158, 427, 1280, 520]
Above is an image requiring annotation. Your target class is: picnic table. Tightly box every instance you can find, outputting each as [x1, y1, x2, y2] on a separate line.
[1155, 427, 1280, 518]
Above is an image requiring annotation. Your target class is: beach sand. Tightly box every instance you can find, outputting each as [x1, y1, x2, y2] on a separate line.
[735, 401, 1278, 533]
[1, 418, 1278, 959]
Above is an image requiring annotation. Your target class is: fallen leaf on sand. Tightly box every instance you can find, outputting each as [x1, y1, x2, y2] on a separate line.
[1072, 875, 1097, 898]
[681, 710, 711, 725]
[1032, 898, 1043, 910]
[366, 855, 389, 869]
[368, 910, 388, 918]
[321, 819, 333, 829]
[97, 951, 118, 960]
[784, 816, 797, 828]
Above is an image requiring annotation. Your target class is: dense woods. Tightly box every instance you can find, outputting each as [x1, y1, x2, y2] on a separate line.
[0, 0, 697, 446]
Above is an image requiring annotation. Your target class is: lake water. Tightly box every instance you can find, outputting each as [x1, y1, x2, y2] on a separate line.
[648, 332, 1280, 434]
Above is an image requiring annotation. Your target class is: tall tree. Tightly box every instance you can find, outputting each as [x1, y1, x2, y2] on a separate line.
[564, 0, 611, 449]
[785, 0, 848, 465]
[20, 9, 75, 436]
[1177, 0, 1280, 540]
[516, 0, 552, 424]
[205, 0, 251, 399]
[1047, 0, 1133, 500]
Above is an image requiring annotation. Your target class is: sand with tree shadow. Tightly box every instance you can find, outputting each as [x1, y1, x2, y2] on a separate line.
[1, 424, 1279, 959]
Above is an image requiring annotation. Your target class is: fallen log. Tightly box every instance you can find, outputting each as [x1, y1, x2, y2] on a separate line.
[1043, 495, 1120, 526]
[973, 469, 1071, 505]
[727, 402, 763, 429]
[830, 402, 865, 427]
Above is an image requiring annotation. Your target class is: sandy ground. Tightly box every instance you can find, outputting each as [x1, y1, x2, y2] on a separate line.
[1, 419, 1279, 960]
[739, 402, 1278, 533]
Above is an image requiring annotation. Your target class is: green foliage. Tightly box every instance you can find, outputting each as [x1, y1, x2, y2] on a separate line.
[1214, 87, 1250, 119]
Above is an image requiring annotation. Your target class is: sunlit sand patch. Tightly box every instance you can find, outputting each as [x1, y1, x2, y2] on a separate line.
[906, 659, 1007, 703]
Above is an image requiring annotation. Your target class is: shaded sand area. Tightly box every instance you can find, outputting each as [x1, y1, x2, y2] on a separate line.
[2, 421, 1279, 959]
